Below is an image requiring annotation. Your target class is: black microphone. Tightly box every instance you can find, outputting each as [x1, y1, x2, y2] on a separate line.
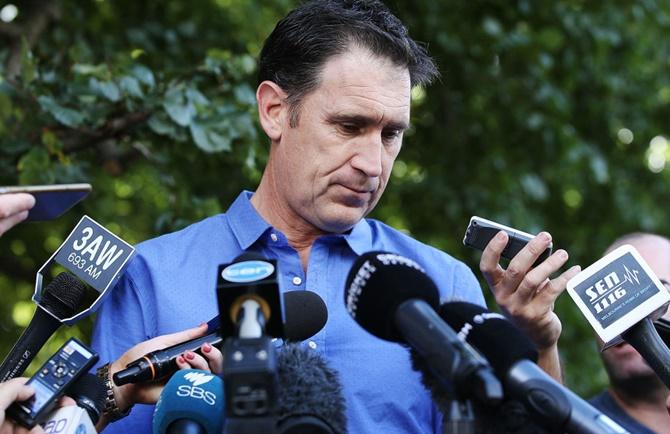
[114, 290, 328, 385]
[67, 373, 107, 425]
[276, 344, 347, 434]
[439, 301, 629, 434]
[0, 272, 87, 381]
[621, 317, 670, 389]
[343, 251, 502, 405]
[41, 373, 106, 434]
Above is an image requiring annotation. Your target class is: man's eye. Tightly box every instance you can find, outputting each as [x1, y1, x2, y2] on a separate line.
[340, 124, 360, 134]
[382, 130, 401, 141]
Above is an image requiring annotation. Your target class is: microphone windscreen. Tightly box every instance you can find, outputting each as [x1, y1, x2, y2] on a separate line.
[438, 302, 538, 377]
[283, 290, 328, 342]
[277, 344, 346, 434]
[41, 272, 87, 319]
[206, 290, 328, 341]
[344, 251, 439, 342]
[67, 373, 106, 424]
[152, 369, 225, 434]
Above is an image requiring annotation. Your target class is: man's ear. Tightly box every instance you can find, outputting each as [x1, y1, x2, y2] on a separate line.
[257, 81, 287, 141]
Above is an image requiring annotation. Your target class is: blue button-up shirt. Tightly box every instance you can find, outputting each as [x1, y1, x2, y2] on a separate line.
[92, 191, 485, 433]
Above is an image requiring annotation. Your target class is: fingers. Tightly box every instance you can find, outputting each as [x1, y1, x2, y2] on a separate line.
[56, 396, 77, 408]
[0, 378, 33, 410]
[201, 343, 223, 375]
[0, 194, 35, 218]
[513, 249, 570, 303]
[157, 323, 209, 348]
[480, 231, 508, 288]
[176, 343, 223, 375]
[0, 210, 29, 237]
[502, 232, 553, 291]
[530, 264, 581, 306]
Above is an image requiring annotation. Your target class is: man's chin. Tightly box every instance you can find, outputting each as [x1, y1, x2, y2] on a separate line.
[315, 206, 368, 233]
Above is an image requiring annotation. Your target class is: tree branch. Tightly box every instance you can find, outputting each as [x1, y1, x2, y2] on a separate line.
[62, 110, 153, 154]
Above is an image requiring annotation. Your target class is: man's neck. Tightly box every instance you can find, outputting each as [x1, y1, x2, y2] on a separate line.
[251, 175, 325, 271]
[609, 384, 670, 433]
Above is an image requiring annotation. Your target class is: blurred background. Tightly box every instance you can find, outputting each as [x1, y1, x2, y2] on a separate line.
[1, 0, 669, 399]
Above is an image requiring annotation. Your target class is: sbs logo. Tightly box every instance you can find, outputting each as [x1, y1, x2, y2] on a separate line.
[183, 371, 214, 386]
[222, 260, 274, 283]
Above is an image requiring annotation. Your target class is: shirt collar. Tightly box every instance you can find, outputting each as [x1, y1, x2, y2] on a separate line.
[226, 190, 373, 255]
[226, 191, 272, 250]
[343, 218, 372, 256]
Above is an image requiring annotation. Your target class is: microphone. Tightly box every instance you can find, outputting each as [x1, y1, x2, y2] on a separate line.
[621, 317, 670, 389]
[0, 272, 87, 381]
[152, 369, 225, 434]
[439, 301, 629, 434]
[114, 290, 327, 385]
[344, 251, 502, 405]
[41, 373, 106, 434]
[276, 344, 347, 434]
[566, 244, 670, 388]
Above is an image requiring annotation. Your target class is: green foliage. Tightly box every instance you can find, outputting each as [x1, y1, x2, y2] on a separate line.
[1, 0, 670, 400]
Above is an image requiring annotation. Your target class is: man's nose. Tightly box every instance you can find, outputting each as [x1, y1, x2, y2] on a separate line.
[350, 135, 383, 177]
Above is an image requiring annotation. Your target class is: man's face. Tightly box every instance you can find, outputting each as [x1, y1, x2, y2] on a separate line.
[599, 236, 670, 386]
[270, 46, 411, 233]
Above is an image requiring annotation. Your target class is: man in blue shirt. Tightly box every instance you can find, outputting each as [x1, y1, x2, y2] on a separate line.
[92, 1, 579, 432]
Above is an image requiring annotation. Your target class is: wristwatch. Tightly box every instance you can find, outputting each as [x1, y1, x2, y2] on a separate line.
[96, 363, 133, 421]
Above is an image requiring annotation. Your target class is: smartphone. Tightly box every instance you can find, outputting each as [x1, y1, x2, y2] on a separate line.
[463, 216, 553, 267]
[0, 184, 91, 221]
[6, 338, 99, 428]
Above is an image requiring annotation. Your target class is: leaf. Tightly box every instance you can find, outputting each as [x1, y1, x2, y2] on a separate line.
[72, 63, 111, 80]
[132, 65, 155, 88]
[163, 86, 195, 127]
[148, 113, 178, 137]
[37, 96, 86, 128]
[17, 147, 54, 184]
[89, 78, 121, 102]
[189, 122, 231, 152]
[120, 76, 143, 98]
[233, 84, 256, 106]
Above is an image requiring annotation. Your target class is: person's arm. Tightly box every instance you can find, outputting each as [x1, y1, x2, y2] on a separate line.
[0, 193, 35, 236]
[0, 377, 45, 434]
[95, 324, 223, 432]
[479, 230, 581, 382]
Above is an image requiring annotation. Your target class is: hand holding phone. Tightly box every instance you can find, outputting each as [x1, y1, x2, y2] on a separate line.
[0, 193, 35, 236]
[0, 184, 91, 222]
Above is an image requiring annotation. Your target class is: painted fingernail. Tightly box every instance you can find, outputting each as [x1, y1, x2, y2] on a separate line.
[203, 343, 212, 353]
[177, 356, 185, 364]
[185, 352, 195, 360]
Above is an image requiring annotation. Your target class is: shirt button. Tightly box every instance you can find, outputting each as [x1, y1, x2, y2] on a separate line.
[308, 341, 317, 349]
[270, 233, 278, 242]
[292, 276, 302, 286]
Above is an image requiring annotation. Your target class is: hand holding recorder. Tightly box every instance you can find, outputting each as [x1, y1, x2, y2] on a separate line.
[0, 378, 44, 434]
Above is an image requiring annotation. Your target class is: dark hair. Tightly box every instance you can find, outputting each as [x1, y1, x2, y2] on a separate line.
[258, 0, 439, 126]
